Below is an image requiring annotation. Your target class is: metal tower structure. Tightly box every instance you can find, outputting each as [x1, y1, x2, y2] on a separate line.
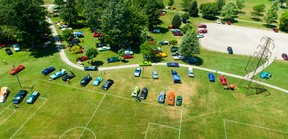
[240, 36, 275, 95]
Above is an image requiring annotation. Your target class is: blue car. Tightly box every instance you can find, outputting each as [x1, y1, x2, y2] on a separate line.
[167, 62, 179, 67]
[42, 67, 55, 75]
[80, 74, 92, 87]
[158, 91, 166, 103]
[208, 73, 215, 82]
[134, 68, 141, 77]
[152, 70, 159, 79]
[93, 77, 103, 86]
[259, 72, 272, 79]
[84, 66, 98, 71]
[50, 69, 67, 80]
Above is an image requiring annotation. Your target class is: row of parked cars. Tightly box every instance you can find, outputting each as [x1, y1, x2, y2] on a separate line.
[0, 87, 40, 104]
[158, 91, 182, 106]
[79, 74, 114, 90]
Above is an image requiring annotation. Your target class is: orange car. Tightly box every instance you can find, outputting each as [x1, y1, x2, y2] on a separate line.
[168, 92, 175, 106]
[9, 64, 25, 75]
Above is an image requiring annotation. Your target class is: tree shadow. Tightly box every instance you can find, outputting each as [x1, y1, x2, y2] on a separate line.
[250, 17, 262, 22]
[91, 60, 104, 66]
[182, 56, 203, 66]
[238, 11, 246, 14]
[30, 44, 59, 58]
[263, 24, 277, 29]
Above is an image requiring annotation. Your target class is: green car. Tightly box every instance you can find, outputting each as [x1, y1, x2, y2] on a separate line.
[139, 61, 152, 66]
[176, 96, 182, 106]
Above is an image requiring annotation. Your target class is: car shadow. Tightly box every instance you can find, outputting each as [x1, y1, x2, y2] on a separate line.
[91, 61, 104, 66]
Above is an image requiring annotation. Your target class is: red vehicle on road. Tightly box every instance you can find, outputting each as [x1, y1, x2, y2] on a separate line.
[198, 29, 207, 33]
[198, 24, 207, 28]
[219, 75, 227, 85]
[9, 64, 25, 75]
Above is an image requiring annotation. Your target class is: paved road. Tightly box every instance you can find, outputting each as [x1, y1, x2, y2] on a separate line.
[46, 17, 288, 94]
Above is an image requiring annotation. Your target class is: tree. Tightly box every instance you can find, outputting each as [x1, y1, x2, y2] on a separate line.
[264, 2, 279, 24]
[180, 29, 200, 57]
[217, 0, 226, 10]
[181, 13, 190, 23]
[59, 0, 78, 26]
[143, 0, 164, 28]
[251, 4, 266, 17]
[199, 3, 219, 19]
[82, 0, 105, 28]
[168, 0, 174, 6]
[54, 0, 65, 5]
[172, 14, 182, 28]
[62, 29, 73, 42]
[140, 42, 159, 61]
[86, 47, 98, 59]
[279, 11, 288, 32]
[236, 0, 245, 12]
[182, 0, 191, 11]
[221, 1, 239, 21]
[189, 1, 199, 17]
[181, 24, 193, 34]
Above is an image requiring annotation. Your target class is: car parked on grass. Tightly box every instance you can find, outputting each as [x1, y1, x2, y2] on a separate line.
[9, 64, 25, 75]
[123, 54, 133, 59]
[171, 29, 181, 34]
[0, 87, 10, 103]
[134, 67, 141, 77]
[107, 57, 120, 63]
[140, 87, 148, 100]
[158, 91, 166, 103]
[152, 70, 159, 79]
[219, 75, 227, 85]
[176, 96, 182, 106]
[282, 53, 288, 60]
[78, 56, 88, 61]
[50, 69, 67, 80]
[131, 86, 140, 97]
[170, 46, 179, 52]
[139, 61, 152, 66]
[156, 52, 167, 57]
[168, 92, 175, 106]
[171, 51, 181, 56]
[26, 91, 40, 104]
[159, 41, 170, 45]
[188, 67, 194, 77]
[167, 25, 175, 29]
[62, 71, 76, 82]
[173, 55, 185, 60]
[84, 66, 98, 71]
[167, 62, 179, 67]
[42, 67, 55, 75]
[12, 44, 20, 52]
[227, 46, 233, 54]
[259, 72, 272, 80]
[173, 32, 183, 36]
[12, 90, 28, 104]
[101, 79, 114, 91]
[208, 73, 215, 82]
[98, 46, 111, 51]
[80, 74, 92, 86]
[73, 31, 83, 37]
[93, 77, 103, 86]
[5, 47, 13, 55]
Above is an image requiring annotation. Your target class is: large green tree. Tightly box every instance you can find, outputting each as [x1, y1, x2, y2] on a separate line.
[82, 0, 105, 28]
[180, 29, 200, 57]
[140, 41, 158, 61]
[172, 14, 182, 28]
[59, 0, 78, 26]
[264, 1, 279, 24]
[217, 0, 226, 10]
[199, 2, 219, 19]
[279, 11, 288, 32]
[182, 0, 191, 11]
[143, 0, 164, 28]
[221, 1, 239, 21]
[236, 0, 245, 12]
[189, 0, 199, 17]
[251, 4, 266, 17]
[168, 0, 174, 6]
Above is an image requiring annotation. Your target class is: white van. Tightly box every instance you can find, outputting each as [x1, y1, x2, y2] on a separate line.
[188, 67, 194, 78]
[0, 87, 10, 103]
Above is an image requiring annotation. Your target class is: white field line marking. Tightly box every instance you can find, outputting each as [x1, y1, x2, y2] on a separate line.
[178, 110, 183, 139]
[0, 103, 13, 115]
[10, 97, 48, 139]
[224, 119, 288, 134]
[78, 94, 106, 139]
[144, 122, 151, 139]
[38, 79, 182, 111]
[144, 122, 180, 139]
[223, 119, 228, 139]
[0, 110, 16, 126]
[59, 127, 96, 139]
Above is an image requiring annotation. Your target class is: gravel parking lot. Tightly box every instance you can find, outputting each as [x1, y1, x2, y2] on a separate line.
[200, 23, 288, 60]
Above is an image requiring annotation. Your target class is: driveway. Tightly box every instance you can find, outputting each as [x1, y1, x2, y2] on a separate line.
[200, 23, 288, 60]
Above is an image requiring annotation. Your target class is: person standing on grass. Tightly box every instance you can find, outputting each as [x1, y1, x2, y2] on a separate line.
[3, 59, 7, 64]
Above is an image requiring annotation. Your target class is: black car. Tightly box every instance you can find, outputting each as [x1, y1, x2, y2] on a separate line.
[139, 87, 148, 100]
[5, 47, 13, 55]
[62, 71, 76, 81]
[227, 46, 233, 54]
[170, 46, 179, 52]
[80, 74, 92, 86]
[12, 90, 28, 104]
[101, 79, 114, 91]
[84, 66, 98, 71]
[95, 43, 107, 47]
[167, 62, 179, 67]
[107, 57, 120, 63]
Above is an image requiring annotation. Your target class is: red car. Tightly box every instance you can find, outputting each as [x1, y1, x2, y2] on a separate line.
[0, 43, 6, 48]
[9, 64, 25, 75]
[93, 31, 104, 37]
[167, 25, 175, 29]
[198, 24, 207, 28]
[282, 53, 288, 60]
[273, 27, 279, 33]
[198, 29, 207, 33]
[123, 54, 133, 59]
[78, 56, 88, 61]
[173, 32, 183, 36]
[219, 75, 227, 85]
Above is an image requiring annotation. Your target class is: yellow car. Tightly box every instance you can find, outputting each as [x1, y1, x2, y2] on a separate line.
[156, 52, 167, 57]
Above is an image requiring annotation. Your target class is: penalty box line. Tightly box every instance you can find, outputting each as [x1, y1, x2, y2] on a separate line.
[145, 122, 180, 139]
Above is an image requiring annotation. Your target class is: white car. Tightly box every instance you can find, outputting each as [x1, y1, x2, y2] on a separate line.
[173, 55, 185, 60]
[134, 68, 141, 77]
[13, 44, 20, 52]
[188, 67, 194, 77]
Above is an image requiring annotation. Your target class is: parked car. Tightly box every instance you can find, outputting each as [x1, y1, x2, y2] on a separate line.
[170, 46, 179, 52]
[159, 41, 170, 45]
[151, 28, 160, 33]
[282, 53, 288, 60]
[98, 46, 111, 51]
[80, 74, 92, 86]
[107, 57, 120, 63]
[50, 69, 67, 80]
[84, 66, 98, 71]
[158, 91, 166, 103]
[0, 43, 6, 48]
[168, 92, 175, 106]
[139, 61, 152, 66]
[198, 29, 207, 33]
[198, 24, 207, 28]
[259, 72, 272, 80]
[140, 87, 148, 99]
[95, 43, 107, 47]
[134, 67, 141, 77]
[173, 55, 185, 60]
[216, 19, 221, 24]
[167, 25, 175, 29]
[12, 44, 20, 52]
[9, 64, 25, 75]
[62, 71, 76, 81]
[0, 87, 10, 103]
[227, 46, 233, 54]
[219, 75, 227, 85]
[156, 52, 167, 57]
[5, 47, 13, 55]
[171, 29, 181, 34]
[152, 70, 159, 79]
[208, 73, 215, 82]
[188, 67, 194, 77]
[12, 90, 28, 104]
[197, 33, 204, 38]
[93, 31, 104, 37]
[78, 56, 88, 61]
[73, 31, 83, 37]
[123, 54, 134, 59]
[101, 79, 114, 90]
[131, 86, 140, 97]
[93, 77, 103, 86]
[26, 91, 40, 104]
[171, 51, 181, 56]
[173, 32, 183, 36]
[42, 67, 55, 75]
[167, 62, 179, 67]
[176, 96, 182, 106]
